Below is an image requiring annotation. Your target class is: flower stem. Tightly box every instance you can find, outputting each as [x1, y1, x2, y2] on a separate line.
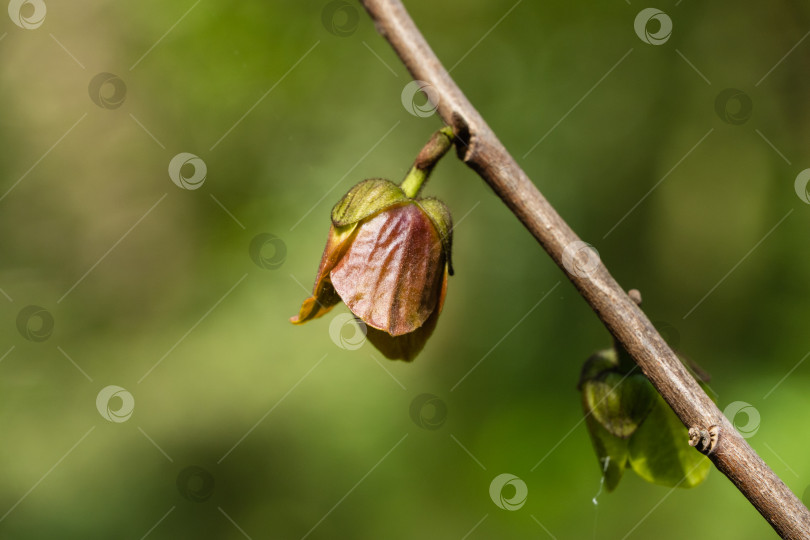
[400, 126, 455, 198]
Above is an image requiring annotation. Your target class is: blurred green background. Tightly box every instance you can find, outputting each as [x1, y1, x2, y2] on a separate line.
[1, 0, 809, 538]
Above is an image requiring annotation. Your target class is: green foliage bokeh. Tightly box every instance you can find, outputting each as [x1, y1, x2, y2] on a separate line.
[1, 1, 809, 538]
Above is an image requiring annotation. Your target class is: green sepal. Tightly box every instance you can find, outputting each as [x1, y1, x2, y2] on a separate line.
[416, 197, 454, 275]
[331, 178, 408, 227]
[580, 349, 631, 491]
[582, 372, 656, 439]
[628, 392, 711, 488]
[578, 349, 618, 389]
[583, 410, 629, 492]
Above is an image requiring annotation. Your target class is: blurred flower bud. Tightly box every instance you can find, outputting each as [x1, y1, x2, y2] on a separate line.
[578, 331, 712, 491]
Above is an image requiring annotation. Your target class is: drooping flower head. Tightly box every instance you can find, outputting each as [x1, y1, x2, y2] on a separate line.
[292, 128, 456, 361]
[291, 176, 453, 361]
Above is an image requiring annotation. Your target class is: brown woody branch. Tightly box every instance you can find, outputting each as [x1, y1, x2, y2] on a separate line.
[358, 0, 810, 537]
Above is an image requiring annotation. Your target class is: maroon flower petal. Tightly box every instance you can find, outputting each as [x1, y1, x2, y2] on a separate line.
[331, 203, 444, 336]
[364, 265, 448, 361]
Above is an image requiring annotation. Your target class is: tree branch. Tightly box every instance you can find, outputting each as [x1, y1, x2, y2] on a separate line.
[358, 1, 810, 537]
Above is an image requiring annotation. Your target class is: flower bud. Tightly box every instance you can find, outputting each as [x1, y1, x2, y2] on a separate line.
[291, 178, 452, 361]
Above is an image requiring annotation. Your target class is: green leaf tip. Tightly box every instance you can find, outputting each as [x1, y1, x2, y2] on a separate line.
[628, 392, 711, 488]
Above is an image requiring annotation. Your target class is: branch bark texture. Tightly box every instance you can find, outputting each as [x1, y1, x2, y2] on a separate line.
[358, 1, 810, 537]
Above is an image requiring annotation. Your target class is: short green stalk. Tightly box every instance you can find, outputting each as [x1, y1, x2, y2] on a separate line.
[400, 126, 455, 198]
